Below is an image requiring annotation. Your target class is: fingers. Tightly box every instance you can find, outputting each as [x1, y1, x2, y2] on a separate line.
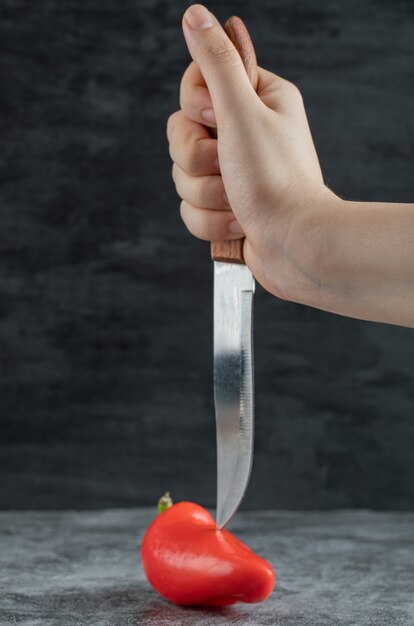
[180, 200, 244, 241]
[179, 62, 302, 128]
[180, 62, 216, 128]
[167, 110, 219, 176]
[172, 164, 229, 211]
[182, 5, 257, 126]
[167, 110, 236, 241]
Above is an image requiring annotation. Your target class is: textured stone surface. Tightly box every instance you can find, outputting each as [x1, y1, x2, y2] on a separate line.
[1, 0, 414, 510]
[1, 508, 413, 625]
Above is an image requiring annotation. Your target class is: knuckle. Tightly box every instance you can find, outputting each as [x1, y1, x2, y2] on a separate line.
[204, 40, 237, 65]
[179, 62, 198, 113]
[180, 61, 196, 92]
[283, 80, 303, 102]
[179, 93, 197, 121]
[178, 91, 187, 113]
[179, 199, 187, 220]
[179, 87, 191, 114]
[171, 163, 177, 183]
[168, 140, 176, 164]
[174, 173, 185, 200]
[179, 201, 194, 234]
[166, 110, 181, 140]
[179, 200, 190, 226]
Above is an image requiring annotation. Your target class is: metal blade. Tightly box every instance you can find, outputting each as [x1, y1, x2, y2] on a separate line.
[214, 261, 255, 529]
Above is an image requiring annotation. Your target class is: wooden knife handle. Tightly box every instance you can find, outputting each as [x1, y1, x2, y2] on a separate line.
[210, 16, 258, 265]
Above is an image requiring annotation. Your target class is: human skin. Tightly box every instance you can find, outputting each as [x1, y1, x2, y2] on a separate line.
[166, 4, 414, 328]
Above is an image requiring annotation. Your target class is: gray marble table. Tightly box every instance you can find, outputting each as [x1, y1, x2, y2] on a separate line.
[0, 508, 413, 625]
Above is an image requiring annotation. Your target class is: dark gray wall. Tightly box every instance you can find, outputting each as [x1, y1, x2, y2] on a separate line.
[1, 0, 413, 510]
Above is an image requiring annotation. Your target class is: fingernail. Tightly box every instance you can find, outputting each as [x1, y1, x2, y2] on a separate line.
[184, 4, 214, 31]
[228, 219, 244, 235]
[201, 108, 216, 125]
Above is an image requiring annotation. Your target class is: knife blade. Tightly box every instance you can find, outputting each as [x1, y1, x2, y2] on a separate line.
[214, 260, 255, 530]
[211, 17, 259, 530]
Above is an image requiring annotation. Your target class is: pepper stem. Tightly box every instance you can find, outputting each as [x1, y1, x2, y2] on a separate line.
[157, 492, 173, 513]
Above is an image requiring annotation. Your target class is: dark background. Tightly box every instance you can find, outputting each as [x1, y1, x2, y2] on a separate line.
[0, 0, 413, 511]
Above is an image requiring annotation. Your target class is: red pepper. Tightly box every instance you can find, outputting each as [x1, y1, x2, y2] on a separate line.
[141, 494, 275, 607]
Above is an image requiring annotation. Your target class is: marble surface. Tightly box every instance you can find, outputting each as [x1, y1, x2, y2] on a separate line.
[1, 508, 413, 625]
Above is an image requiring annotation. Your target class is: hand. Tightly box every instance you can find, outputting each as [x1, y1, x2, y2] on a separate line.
[167, 4, 414, 328]
[167, 4, 338, 303]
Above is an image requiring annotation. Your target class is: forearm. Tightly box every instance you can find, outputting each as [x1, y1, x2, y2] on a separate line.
[301, 194, 414, 327]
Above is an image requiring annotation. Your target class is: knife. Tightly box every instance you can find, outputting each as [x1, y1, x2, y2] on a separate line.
[211, 17, 259, 530]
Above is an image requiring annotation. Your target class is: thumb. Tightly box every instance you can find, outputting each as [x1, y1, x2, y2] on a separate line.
[182, 5, 257, 125]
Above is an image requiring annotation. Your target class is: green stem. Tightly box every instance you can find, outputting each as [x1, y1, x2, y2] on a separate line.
[158, 492, 173, 513]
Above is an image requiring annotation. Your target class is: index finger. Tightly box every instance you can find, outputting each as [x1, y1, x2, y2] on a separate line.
[179, 61, 216, 128]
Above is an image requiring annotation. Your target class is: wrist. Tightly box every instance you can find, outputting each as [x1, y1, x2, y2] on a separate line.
[268, 185, 345, 308]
